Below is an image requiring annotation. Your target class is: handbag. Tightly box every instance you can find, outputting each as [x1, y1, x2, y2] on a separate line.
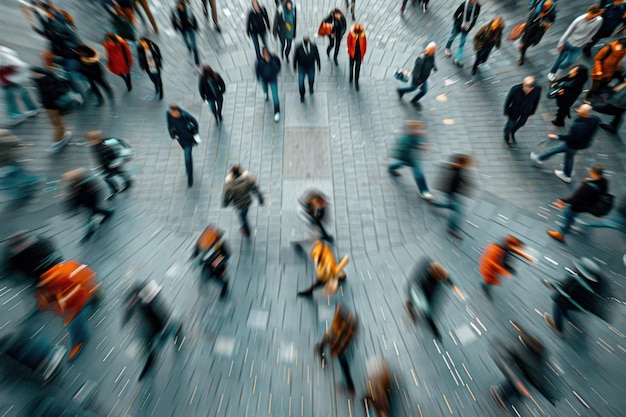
[318, 21, 332, 37]
[508, 22, 526, 41]
[547, 83, 563, 99]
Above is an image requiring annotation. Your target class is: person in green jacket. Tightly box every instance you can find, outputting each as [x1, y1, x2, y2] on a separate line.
[387, 120, 433, 201]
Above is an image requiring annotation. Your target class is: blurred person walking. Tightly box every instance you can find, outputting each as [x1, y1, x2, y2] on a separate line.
[547, 5, 603, 81]
[76, 44, 114, 107]
[166, 104, 199, 187]
[397, 42, 437, 108]
[471, 16, 504, 75]
[0, 45, 39, 125]
[548, 65, 588, 126]
[247, 0, 271, 60]
[387, 120, 433, 200]
[323, 8, 347, 65]
[199, 65, 226, 125]
[273, 0, 296, 62]
[444, 0, 481, 67]
[503, 76, 541, 147]
[586, 194, 626, 233]
[297, 240, 348, 297]
[430, 154, 473, 239]
[134, 0, 159, 33]
[256, 47, 282, 121]
[293, 36, 320, 102]
[315, 304, 358, 395]
[104, 33, 133, 91]
[582, 0, 626, 57]
[531, 104, 599, 183]
[479, 235, 534, 299]
[172, 0, 200, 66]
[346, 0, 356, 20]
[222, 164, 265, 237]
[584, 38, 626, 102]
[594, 81, 626, 133]
[546, 165, 609, 242]
[201, 0, 221, 32]
[137, 37, 163, 100]
[347, 23, 366, 91]
[0, 130, 43, 200]
[363, 357, 392, 417]
[86, 130, 133, 200]
[518, 0, 556, 66]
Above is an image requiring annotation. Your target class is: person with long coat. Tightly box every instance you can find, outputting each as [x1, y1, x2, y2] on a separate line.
[550, 65, 588, 126]
[346, 23, 366, 90]
[273, 0, 296, 61]
[103, 32, 133, 91]
[198, 65, 226, 125]
[166, 105, 199, 187]
[585, 38, 626, 102]
[519, 0, 556, 66]
[471, 16, 504, 76]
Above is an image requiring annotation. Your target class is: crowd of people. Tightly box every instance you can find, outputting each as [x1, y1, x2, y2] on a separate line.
[1, 0, 625, 416]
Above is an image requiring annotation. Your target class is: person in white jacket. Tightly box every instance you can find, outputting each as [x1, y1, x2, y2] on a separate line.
[0, 45, 38, 125]
[548, 4, 603, 81]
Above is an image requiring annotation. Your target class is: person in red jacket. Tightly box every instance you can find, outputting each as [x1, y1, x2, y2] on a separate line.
[103, 32, 133, 91]
[347, 23, 366, 91]
[479, 235, 535, 299]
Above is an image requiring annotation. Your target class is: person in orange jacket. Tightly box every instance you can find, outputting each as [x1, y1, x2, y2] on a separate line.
[479, 235, 535, 299]
[297, 240, 348, 297]
[347, 22, 366, 90]
[585, 38, 626, 102]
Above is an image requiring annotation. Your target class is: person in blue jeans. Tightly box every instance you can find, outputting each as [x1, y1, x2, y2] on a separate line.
[388, 120, 433, 201]
[444, 0, 481, 66]
[430, 154, 473, 239]
[172, 0, 199, 66]
[530, 104, 599, 183]
[166, 104, 199, 187]
[398, 42, 437, 106]
[293, 37, 321, 102]
[547, 5, 603, 80]
[256, 47, 282, 121]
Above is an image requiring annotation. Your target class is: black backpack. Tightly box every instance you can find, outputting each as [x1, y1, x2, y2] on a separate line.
[586, 183, 615, 217]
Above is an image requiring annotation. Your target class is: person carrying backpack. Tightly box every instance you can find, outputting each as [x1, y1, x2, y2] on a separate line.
[585, 38, 626, 102]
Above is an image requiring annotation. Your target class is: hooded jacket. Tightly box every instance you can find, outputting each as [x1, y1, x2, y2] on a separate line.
[410, 52, 436, 86]
[222, 171, 264, 209]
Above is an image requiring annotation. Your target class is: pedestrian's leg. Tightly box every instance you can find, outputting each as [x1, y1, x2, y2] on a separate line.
[445, 26, 459, 51]
[285, 39, 293, 59]
[3, 85, 21, 118]
[298, 68, 306, 99]
[261, 80, 269, 99]
[388, 160, 406, 174]
[67, 308, 89, 359]
[103, 171, 118, 195]
[88, 78, 104, 105]
[120, 73, 132, 91]
[398, 83, 418, 96]
[148, 71, 160, 96]
[447, 194, 462, 232]
[297, 279, 325, 296]
[455, 31, 468, 62]
[562, 148, 577, 177]
[554, 105, 567, 125]
[411, 161, 430, 194]
[401, 0, 408, 12]
[308, 67, 316, 93]
[337, 354, 356, 392]
[349, 58, 355, 82]
[558, 45, 582, 72]
[137, 0, 158, 32]
[209, 0, 219, 28]
[424, 312, 441, 340]
[189, 31, 199, 65]
[354, 58, 361, 87]
[156, 71, 164, 99]
[216, 95, 224, 120]
[503, 118, 514, 143]
[270, 81, 280, 114]
[611, 109, 625, 130]
[333, 37, 341, 62]
[537, 143, 568, 162]
[183, 146, 193, 186]
[18, 85, 38, 112]
[208, 99, 219, 122]
[550, 49, 567, 74]
[260, 32, 269, 49]
[411, 80, 428, 103]
[238, 207, 250, 233]
[552, 303, 566, 332]
[510, 116, 527, 136]
[252, 35, 262, 60]
[96, 73, 114, 100]
[46, 109, 65, 143]
[587, 215, 626, 232]
[558, 206, 576, 236]
[327, 37, 335, 58]
[519, 43, 528, 64]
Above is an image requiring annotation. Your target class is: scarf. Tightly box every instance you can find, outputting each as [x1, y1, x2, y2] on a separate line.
[462, 0, 477, 31]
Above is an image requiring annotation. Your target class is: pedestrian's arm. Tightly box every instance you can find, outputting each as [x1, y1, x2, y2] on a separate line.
[252, 182, 264, 205]
[529, 88, 541, 115]
[262, 8, 270, 30]
[558, 17, 579, 47]
[166, 115, 177, 139]
[315, 48, 321, 70]
[468, 4, 480, 32]
[217, 75, 226, 93]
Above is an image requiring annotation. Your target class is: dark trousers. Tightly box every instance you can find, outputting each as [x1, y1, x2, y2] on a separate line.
[594, 102, 625, 129]
[87, 73, 113, 103]
[280, 38, 293, 59]
[327, 36, 342, 61]
[298, 66, 316, 97]
[103, 167, 131, 193]
[553, 302, 570, 332]
[183, 145, 193, 185]
[298, 279, 325, 296]
[349, 57, 362, 85]
[208, 95, 224, 121]
[503, 115, 528, 142]
[238, 207, 250, 232]
[147, 70, 163, 98]
[337, 354, 355, 391]
[472, 46, 494, 71]
[119, 73, 132, 91]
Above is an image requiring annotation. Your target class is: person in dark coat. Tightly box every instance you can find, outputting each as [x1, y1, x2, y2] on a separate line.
[323, 8, 347, 65]
[471, 16, 504, 75]
[256, 47, 282, 122]
[490, 323, 558, 412]
[397, 42, 437, 107]
[387, 120, 433, 200]
[531, 104, 599, 183]
[76, 44, 113, 107]
[315, 304, 358, 395]
[198, 65, 226, 125]
[430, 154, 473, 239]
[582, 0, 626, 57]
[593, 80, 626, 133]
[543, 258, 608, 335]
[62, 168, 114, 241]
[503, 76, 542, 146]
[444, 0, 481, 66]
[86, 130, 132, 199]
[166, 104, 199, 187]
[172, 0, 199, 66]
[549, 65, 588, 126]
[547, 165, 609, 242]
[519, 0, 556, 65]
[293, 36, 320, 102]
[137, 37, 163, 100]
[222, 164, 264, 236]
[247, 0, 271, 60]
[405, 258, 464, 340]
[272, 0, 296, 61]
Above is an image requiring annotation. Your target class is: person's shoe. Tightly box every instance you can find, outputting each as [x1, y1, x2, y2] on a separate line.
[547, 72, 556, 81]
[120, 178, 132, 192]
[274, 112, 280, 122]
[188, 177, 193, 188]
[530, 152, 543, 167]
[551, 119, 565, 127]
[351, 12, 355, 20]
[444, 48, 452, 57]
[510, 133, 516, 143]
[334, 58, 339, 66]
[355, 83, 360, 92]
[138, 352, 156, 380]
[554, 169, 571, 183]
[349, 76, 353, 83]
[297, 289, 313, 297]
[215, 24, 222, 33]
[300, 95, 305, 103]
[481, 282, 493, 300]
[453, 60, 463, 68]
[543, 312, 562, 335]
[420, 191, 434, 201]
[240, 226, 250, 237]
[309, 87, 314, 95]
[326, 49, 331, 58]
[599, 123, 617, 134]
[47, 131, 71, 153]
[397, 90, 404, 99]
[410, 100, 422, 108]
[471, 66, 477, 76]
[517, 57, 524, 66]
[388, 168, 401, 177]
[219, 281, 229, 299]
[547, 229, 565, 242]
[490, 386, 508, 412]
[68, 342, 84, 361]
[405, 301, 418, 323]
[24, 109, 39, 117]
[264, 93, 269, 101]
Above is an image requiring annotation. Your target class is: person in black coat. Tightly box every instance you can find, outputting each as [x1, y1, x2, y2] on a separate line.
[166, 105, 199, 187]
[76, 44, 113, 107]
[198, 65, 226, 125]
[293, 37, 321, 102]
[519, 0, 556, 65]
[503, 76, 542, 146]
[256, 47, 282, 121]
[137, 37, 163, 100]
[549, 65, 588, 126]
[172, 0, 199, 66]
[86, 130, 132, 198]
[397, 42, 437, 107]
[583, 0, 626, 56]
[323, 8, 347, 65]
[547, 165, 608, 242]
[531, 104, 599, 183]
[247, 0, 271, 60]
[62, 168, 114, 241]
